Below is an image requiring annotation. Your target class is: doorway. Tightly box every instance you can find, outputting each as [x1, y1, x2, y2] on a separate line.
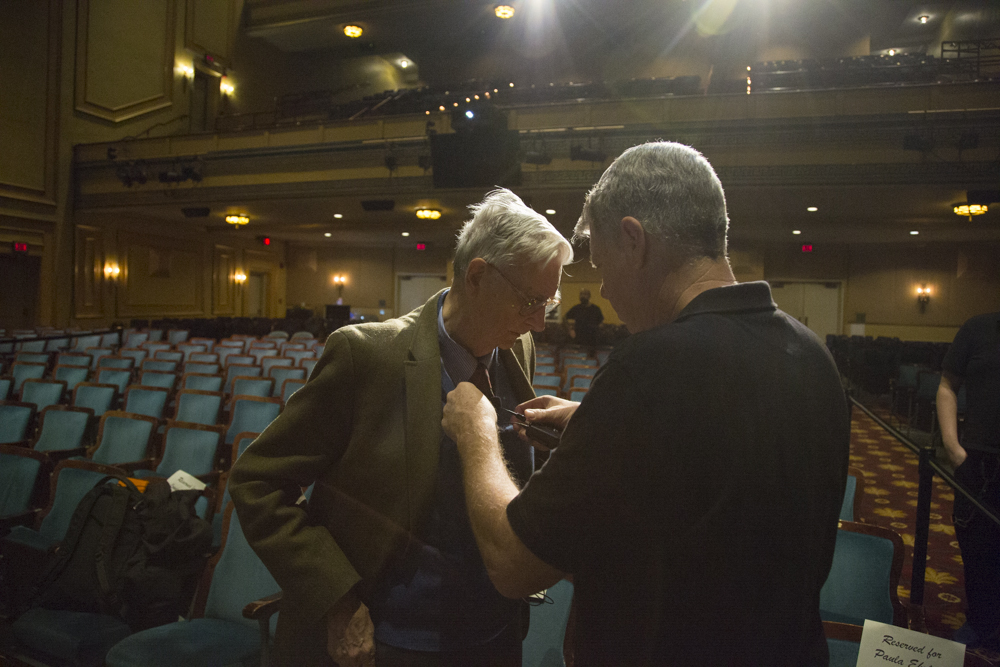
[190, 70, 211, 133]
[397, 274, 448, 317]
[769, 281, 843, 341]
[247, 271, 269, 318]
[0, 254, 41, 330]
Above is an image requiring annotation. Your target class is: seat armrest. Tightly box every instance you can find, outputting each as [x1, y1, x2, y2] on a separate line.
[0, 509, 40, 534]
[5, 440, 31, 448]
[243, 592, 282, 621]
[115, 458, 157, 474]
[43, 447, 89, 462]
[906, 603, 926, 633]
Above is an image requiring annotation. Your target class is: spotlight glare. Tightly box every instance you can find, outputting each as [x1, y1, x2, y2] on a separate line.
[344, 25, 363, 38]
[495, 5, 515, 19]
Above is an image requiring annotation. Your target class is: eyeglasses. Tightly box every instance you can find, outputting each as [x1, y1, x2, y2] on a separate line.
[487, 263, 561, 316]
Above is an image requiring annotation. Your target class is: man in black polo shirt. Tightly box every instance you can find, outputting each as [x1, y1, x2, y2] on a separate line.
[442, 141, 849, 666]
[564, 289, 603, 346]
[937, 311, 1000, 650]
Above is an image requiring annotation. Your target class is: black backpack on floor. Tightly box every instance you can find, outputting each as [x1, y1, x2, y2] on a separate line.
[32, 475, 213, 631]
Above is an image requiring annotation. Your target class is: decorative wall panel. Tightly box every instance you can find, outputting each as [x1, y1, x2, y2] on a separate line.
[0, 0, 60, 206]
[74, 225, 105, 319]
[185, 0, 238, 66]
[119, 231, 204, 316]
[213, 244, 235, 315]
[75, 0, 176, 122]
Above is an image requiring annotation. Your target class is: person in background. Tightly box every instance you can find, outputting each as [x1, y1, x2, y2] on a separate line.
[563, 288, 604, 346]
[442, 141, 849, 666]
[937, 310, 1000, 651]
[230, 188, 573, 666]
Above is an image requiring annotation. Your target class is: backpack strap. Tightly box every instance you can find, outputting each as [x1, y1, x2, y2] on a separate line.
[94, 479, 143, 608]
[34, 476, 121, 593]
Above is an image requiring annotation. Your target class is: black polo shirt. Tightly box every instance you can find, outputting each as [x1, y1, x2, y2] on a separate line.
[508, 282, 849, 666]
[942, 311, 1000, 453]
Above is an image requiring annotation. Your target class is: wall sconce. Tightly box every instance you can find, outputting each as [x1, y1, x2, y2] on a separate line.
[220, 77, 235, 97]
[916, 285, 931, 313]
[234, 272, 247, 284]
[104, 263, 121, 280]
[332, 274, 347, 297]
[415, 208, 441, 220]
[175, 63, 195, 90]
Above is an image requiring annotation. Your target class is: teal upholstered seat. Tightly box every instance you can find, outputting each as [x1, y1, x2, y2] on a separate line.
[11, 362, 46, 394]
[534, 386, 558, 397]
[522, 579, 574, 667]
[182, 373, 224, 393]
[138, 370, 177, 392]
[88, 412, 157, 466]
[260, 356, 292, 377]
[268, 367, 305, 397]
[133, 423, 221, 479]
[123, 385, 169, 420]
[0, 401, 36, 444]
[184, 361, 220, 376]
[72, 382, 117, 417]
[819, 521, 904, 627]
[12, 607, 132, 667]
[212, 433, 259, 547]
[97, 369, 131, 395]
[20, 379, 67, 411]
[533, 374, 561, 387]
[0, 377, 12, 401]
[32, 406, 93, 454]
[839, 474, 857, 522]
[231, 377, 273, 399]
[0, 445, 46, 519]
[280, 378, 306, 404]
[105, 506, 280, 667]
[174, 390, 223, 426]
[54, 364, 91, 392]
[142, 359, 177, 373]
[225, 398, 280, 446]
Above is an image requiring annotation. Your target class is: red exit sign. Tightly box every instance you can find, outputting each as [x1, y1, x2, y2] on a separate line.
[11, 242, 28, 254]
[801, 244, 813, 253]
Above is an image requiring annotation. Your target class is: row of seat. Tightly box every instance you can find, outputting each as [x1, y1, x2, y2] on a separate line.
[531, 345, 612, 401]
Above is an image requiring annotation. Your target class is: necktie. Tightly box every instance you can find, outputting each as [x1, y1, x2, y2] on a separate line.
[468, 362, 494, 399]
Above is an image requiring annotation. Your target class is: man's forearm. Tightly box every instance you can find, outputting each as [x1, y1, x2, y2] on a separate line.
[936, 383, 961, 452]
[458, 430, 564, 599]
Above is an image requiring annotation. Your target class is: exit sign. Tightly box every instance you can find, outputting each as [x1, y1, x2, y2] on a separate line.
[801, 244, 813, 253]
[11, 242, 28, 254]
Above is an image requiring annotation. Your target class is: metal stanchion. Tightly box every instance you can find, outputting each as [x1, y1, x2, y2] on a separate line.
[910, 445, 935, 607]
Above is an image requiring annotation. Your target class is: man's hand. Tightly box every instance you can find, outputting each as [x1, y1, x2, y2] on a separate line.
[512, 395, 579, 445]
[946, 444, 968, 469]
[442, 382, 498, 451]
[326, 591, 374, 667]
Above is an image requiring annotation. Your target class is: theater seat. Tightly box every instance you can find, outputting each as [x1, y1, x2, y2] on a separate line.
[820, 521, 906, 627]
[522, 579, 574, 667]
[105, 504, 280, 667]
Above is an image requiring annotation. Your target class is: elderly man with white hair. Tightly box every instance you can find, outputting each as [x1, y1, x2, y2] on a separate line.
[231, 189, 573, 667]
[444, 142, 850, 666]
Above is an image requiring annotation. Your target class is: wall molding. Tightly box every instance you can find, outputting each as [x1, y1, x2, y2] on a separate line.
[184, 0, 238, 68]
[75, 0, 176, 122]
[0, 0, 61, 207]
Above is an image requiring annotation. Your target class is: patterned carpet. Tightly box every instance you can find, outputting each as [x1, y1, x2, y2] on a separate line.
[850, 409, 1000, 665]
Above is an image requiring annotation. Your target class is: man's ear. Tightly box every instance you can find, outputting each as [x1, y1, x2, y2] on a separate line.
[465, 258, 489, 295]
[620, 217, 646, 263]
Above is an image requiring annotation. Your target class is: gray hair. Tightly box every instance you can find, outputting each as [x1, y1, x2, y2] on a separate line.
[575, 141, 729, 260]
[453, 188, 573, 284]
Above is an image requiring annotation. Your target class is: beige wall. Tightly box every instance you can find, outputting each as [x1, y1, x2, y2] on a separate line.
[286, 244, 452, 319]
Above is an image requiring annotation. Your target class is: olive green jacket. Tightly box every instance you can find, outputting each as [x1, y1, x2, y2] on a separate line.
[229, 290, 536, 665]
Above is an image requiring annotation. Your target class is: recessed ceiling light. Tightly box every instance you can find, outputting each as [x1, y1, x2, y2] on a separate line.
[792, 230, 802, 235]
[343, 25, 363, 38]
[888, 49, 896, 56]
[495, 5, 515, 19]
[324, 233, 332, 237]
[807, 206, 818, 212]
[918, 15, 929, 23]
[910, 230, 919, 235]
[545, 209, 556, 215]
[400, 60, 409, 69]
[333, 213, 343, 219]
[401, 232, 410, 237]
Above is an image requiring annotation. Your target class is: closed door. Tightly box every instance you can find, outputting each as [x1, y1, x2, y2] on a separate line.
[247, 272, 268, 317]
[0, 254, 41, 329]
[398, 275, 447, 316]
[770, 282, 842, 340]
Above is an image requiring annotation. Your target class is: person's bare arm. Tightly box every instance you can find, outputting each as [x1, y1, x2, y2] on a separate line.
[442, 383, 565, 598]
[936, 371, 966, 468]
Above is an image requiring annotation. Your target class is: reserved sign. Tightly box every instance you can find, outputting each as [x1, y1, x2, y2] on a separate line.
[856, 620, 964, 667]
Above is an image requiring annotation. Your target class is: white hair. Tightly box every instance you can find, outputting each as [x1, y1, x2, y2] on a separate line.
[453, 188, 573, 284]
[575, 141, 729, 260]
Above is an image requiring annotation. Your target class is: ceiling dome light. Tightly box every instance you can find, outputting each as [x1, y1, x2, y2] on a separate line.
[954, 203, 988, 216]
[343, 25, 363, 38]
[910, 230, 920, 235]
[792, 230, 801, 235]
[415, 208, 442, 220]
[400, 60, 409, 68]
[888, 49, 896, 56]
[545, 209, 556, 215]
[401, 232, 410, 237]
[918, 15, 929, 23]
[324, 233, 332, 237]
[333, 213, 343, 219]
[807, 206, 818, 212]
[225, 215, 249, 226]
[495, 5, 515, 19]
